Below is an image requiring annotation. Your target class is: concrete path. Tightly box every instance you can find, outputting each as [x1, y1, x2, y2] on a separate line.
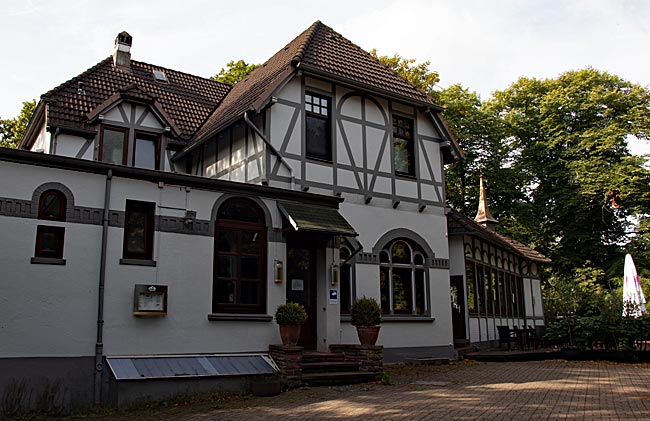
[95, 360, 650, 420]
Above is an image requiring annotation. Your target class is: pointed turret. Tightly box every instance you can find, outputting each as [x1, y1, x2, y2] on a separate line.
[474, 175, 498, 231]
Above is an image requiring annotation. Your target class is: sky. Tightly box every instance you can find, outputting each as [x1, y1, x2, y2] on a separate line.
[2, 0, 649, 155]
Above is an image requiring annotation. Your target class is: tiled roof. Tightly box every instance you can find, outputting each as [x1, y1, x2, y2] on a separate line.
[447, 210, 551, 263]
[298, 22, 436, 105]
[41, 58, 230, 140]
[185, 21, 443, 154]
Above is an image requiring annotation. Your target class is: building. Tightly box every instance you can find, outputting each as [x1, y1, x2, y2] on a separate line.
[0, 22, 547, 410]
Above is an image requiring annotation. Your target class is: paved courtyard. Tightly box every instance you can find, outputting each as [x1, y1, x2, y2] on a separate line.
[91, 360, 650, 420]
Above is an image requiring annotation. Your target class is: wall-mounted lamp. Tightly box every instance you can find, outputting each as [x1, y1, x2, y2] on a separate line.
[330, 263, 339, 286]
[184, 210, 196, 225]
[274, 260, 284, 283]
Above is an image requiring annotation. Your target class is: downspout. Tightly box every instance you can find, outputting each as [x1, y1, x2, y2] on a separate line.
[243, 111, 295, 190]
[94, 169, 112, 406]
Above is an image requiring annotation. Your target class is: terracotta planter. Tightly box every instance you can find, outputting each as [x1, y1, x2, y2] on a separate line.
[279, 324, 302, 346]
[356, 325, 381, 345]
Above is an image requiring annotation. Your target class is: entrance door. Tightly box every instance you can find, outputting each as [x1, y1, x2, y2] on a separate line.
[450, 275, 467, 343]
[286, 237, 318, 349]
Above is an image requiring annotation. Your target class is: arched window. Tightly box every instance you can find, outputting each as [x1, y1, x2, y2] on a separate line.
[38, 190, 66, 221]
[34, 190, 67, 261]
[379, 239, 428, 315]
[213, 198, 267, 314]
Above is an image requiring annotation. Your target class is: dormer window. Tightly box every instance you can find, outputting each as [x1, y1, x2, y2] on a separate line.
[305, 92, 332, 162]
[99, 126, 128, 165]
[99, 126, 160, 170]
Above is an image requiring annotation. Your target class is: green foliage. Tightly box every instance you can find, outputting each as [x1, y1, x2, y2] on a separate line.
[274, 302, 307, 325]
[0, 100, 36, 148]
[487, 69, 650, 276]
[371, 50, 439, 97]
[351, 296, 381, 326]
[212, 60, 260, 85]
[544, 263, 650, 350]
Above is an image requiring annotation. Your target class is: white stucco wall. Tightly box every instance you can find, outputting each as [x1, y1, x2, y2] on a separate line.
[0, 160, 304, 358]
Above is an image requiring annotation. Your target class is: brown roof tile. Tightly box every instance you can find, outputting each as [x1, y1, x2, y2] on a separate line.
[42, 58, 230, 140]
[447, 210, 551, 263]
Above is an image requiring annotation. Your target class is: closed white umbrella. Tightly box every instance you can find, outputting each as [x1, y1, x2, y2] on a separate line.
[622, 254, 646, 317]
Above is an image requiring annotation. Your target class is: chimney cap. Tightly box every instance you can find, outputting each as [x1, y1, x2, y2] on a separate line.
[115, 31, 132, 47]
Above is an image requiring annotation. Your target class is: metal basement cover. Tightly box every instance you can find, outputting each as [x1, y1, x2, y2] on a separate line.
[106, 354, 278, 380]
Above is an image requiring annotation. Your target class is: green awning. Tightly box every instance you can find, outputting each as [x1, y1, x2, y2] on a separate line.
[278, 201, 358, 237]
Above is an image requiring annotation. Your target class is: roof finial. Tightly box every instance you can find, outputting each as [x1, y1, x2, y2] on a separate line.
[475, 173, 498, 230]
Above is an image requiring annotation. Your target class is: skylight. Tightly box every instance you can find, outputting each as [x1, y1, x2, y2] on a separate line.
[152, 69, 168, 82]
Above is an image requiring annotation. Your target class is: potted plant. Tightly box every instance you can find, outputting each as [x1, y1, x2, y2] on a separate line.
[274, 302, 308, 346]
[351, 296, 382, 345]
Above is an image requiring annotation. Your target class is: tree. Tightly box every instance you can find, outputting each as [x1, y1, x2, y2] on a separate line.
[371, 50, 439, 97]
[212, 60, 260, 85]
[489, 69, 650, 276]
[0, 100, 36, 148]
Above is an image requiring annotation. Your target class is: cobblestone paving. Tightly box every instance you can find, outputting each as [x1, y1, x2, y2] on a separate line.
[92, 360, 650, 420]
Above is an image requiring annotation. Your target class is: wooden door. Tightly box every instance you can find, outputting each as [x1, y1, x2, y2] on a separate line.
[286, 238, 318, 349]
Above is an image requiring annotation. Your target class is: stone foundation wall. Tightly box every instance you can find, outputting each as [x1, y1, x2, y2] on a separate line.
[329, 344, 383, 373]
[268, 345, 303, 387]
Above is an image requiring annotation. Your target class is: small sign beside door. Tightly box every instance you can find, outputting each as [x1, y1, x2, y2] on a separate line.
[329, 289, 338, 305]
[291, 279, 304, 291]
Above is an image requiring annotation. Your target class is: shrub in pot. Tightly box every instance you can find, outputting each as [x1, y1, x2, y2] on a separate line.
[351, 296, 382, 345]
[274, 302, 308, 346]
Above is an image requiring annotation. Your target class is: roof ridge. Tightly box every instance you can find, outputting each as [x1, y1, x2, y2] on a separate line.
[42, 57, 113, 100]
[291, 20, 322, 65]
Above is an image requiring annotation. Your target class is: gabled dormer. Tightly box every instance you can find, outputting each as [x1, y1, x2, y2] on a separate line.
[19, 32, 230, 172]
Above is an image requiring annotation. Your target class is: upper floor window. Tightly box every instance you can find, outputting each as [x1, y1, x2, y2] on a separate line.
[379, 239, 428, 315]
[100, 126, 160, 170]
[123, 200, 156, 261]
[100, 126, 128, 165]
[305, 92, 332, 161]
[34, 189, 67, 262]
[133, 132, 160, 170]
[38, 190, 66, 221]
[392, 115, 415, 177]
[214, 198, 267, 314]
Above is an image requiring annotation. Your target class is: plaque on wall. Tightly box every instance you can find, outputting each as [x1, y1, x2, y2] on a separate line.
[291, 279, 304, 291]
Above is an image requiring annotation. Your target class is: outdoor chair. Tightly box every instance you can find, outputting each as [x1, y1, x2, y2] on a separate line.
[497, 325, 517, 350]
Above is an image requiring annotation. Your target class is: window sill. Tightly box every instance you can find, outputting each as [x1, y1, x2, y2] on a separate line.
[120, 258, 157, 267]
[31, 257, 66, 265]
[208, 313, 274, 322]
[341, 315, 434, 323]
[306, 155, 333, 164]
[395, 172, 417, 180]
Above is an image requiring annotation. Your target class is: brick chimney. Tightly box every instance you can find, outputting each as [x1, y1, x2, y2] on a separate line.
[113, 31, 132, 69]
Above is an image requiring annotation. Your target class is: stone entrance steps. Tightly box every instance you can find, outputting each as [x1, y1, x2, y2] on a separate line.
[300, 351, 377, 386]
